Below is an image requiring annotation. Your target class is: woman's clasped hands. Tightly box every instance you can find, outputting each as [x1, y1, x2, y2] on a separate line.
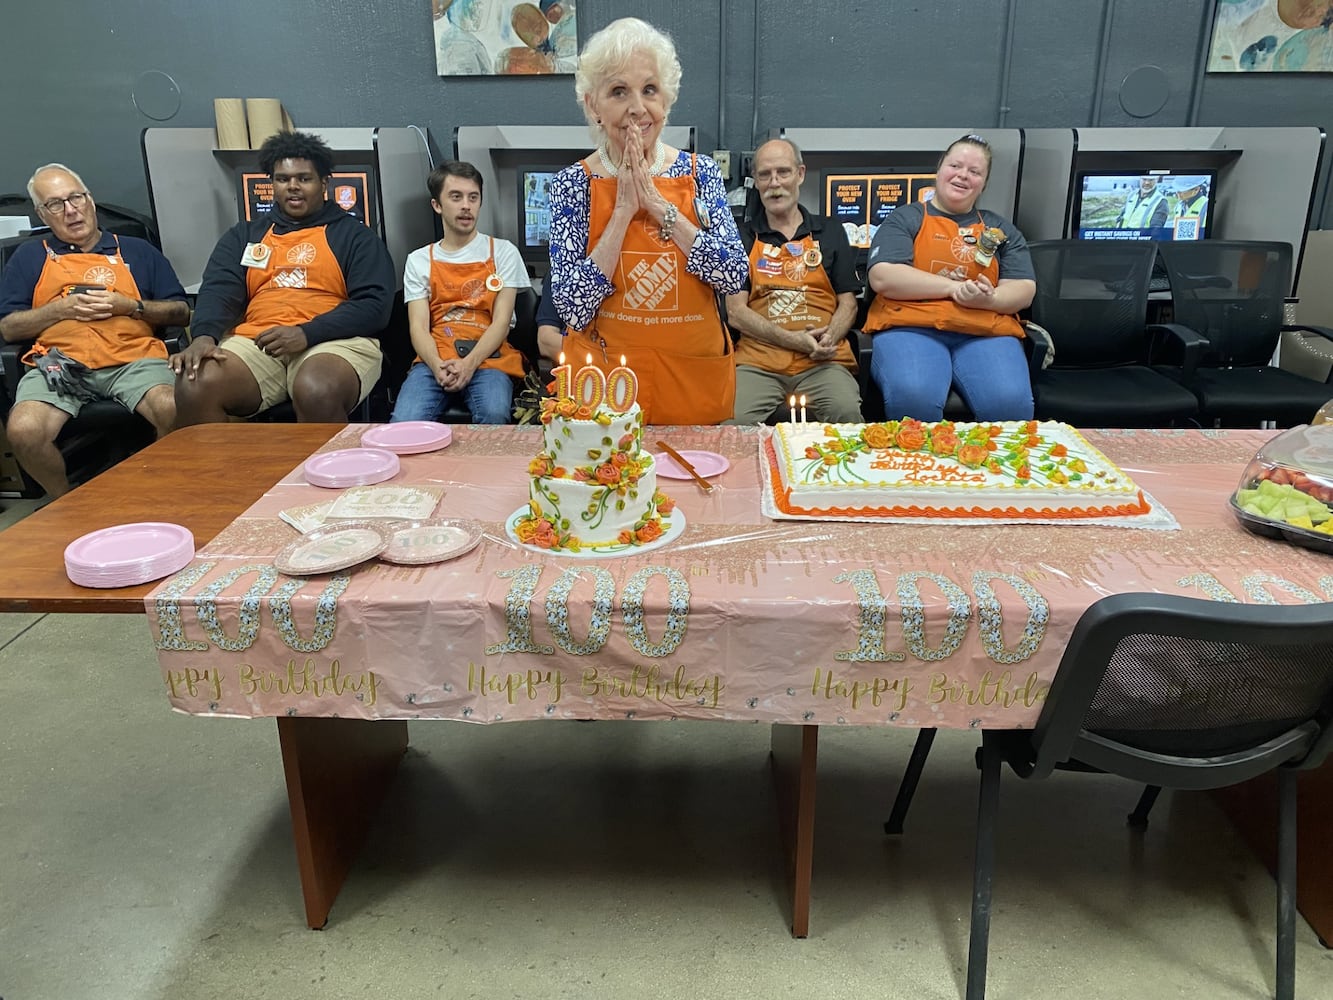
[949, 274, 997, 309]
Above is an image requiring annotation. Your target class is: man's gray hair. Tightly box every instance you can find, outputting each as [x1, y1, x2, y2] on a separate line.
[27, 163, 91, 207]
[574, 18, 681, 140]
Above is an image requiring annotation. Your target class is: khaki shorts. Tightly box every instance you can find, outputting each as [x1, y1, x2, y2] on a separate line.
[219, 335, 383, 415]
[15, 357, 173, 418]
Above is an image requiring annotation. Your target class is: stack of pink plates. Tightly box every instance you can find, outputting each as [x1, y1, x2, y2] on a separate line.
[304, 447, 401, 488]
[64, 522, 196, 589]
[360, 421, 452, 455]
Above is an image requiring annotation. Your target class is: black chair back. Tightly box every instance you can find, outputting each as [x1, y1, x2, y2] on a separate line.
[1157, 240, 1291, 368]
[1026, 592, 1333, 784]
[1028, 239, 1159, 369]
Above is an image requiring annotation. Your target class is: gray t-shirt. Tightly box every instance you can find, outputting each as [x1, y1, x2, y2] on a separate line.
[867, 202, 1035, 282]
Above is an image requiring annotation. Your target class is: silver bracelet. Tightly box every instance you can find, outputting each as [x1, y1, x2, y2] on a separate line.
[660, 203, 678, 242]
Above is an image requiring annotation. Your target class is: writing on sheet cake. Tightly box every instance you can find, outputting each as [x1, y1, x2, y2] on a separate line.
[868, 451, 987, 484]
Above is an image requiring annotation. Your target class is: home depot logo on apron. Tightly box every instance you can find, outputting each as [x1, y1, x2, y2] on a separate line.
[735, 234, 855, 376]
[423, 237, 524, 378]
[26, 236, 164, 369]
[563, 155, 735, 425]
[865, 209, 1022, 339]
[234, 225, 347, 339]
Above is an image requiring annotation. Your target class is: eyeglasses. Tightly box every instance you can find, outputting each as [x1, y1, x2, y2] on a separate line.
[39, 191, 90, 214]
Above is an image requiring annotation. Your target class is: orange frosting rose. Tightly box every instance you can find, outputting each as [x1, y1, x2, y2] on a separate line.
[957, 442, 989, 468]
[595, 464, 620, 484]
[635, 520, 663, 543]
[861, 423, 891, 449]
[896, 422, 927, 451]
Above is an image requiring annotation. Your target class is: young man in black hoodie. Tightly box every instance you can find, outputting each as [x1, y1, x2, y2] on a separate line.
[173, 131, 394, 423]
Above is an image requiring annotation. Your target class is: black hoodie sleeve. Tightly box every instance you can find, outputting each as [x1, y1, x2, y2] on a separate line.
[301, 215, 396, 347]
[190, 221, 256, 344]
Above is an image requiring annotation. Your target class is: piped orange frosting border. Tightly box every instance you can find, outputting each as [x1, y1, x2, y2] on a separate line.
[763, 436, 1151, 520]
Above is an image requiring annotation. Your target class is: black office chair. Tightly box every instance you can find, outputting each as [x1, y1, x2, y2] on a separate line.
[0, 329, 186, 499]
[884, 592, 1333, 1000]
[1024, 240, 1203, 427]
[1154, 240, 1333, 428]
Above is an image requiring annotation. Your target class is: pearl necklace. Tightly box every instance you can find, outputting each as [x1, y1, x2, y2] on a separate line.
[597, 140, 669, 177]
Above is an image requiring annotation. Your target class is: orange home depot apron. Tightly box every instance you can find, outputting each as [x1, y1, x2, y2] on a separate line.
[25, 237, 164, 369]
[735, 234, 855, 376]
[422, 238, 524, 378]
[234, 225, 347, 339]
[564, 157, 735, 425]
[864, 210, 1023, 339]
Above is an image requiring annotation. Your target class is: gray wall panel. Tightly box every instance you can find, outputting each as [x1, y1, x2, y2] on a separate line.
[2, 0, 1330, 228]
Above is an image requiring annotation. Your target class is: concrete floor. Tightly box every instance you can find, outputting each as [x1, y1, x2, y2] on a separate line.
[1, 499, 1332, 1000]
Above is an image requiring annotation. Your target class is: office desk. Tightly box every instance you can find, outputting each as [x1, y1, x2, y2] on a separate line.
[3, 424, 1332, 940]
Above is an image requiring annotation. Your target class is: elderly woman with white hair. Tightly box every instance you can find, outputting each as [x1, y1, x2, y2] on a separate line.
[546, 17, 746, 425]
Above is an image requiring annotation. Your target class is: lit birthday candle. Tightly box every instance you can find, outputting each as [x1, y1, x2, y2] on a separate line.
[799, 394, 807, 423]
[606, 354, 639, 413]
[789, 394, 797, 423]
[552, 351, 571, 399]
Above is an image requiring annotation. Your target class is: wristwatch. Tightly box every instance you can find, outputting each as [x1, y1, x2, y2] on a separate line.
[134, 299, 145, 316]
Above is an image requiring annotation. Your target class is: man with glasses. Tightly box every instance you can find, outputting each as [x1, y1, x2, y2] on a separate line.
[0, 163, 189, 497]
[724, 138, 861, 424]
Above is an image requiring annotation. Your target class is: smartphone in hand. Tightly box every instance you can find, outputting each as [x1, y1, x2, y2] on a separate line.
[66, 283, 107, 296]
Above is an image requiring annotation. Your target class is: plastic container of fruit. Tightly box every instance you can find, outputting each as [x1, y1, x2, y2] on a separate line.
[1230, 423, 1333, 554]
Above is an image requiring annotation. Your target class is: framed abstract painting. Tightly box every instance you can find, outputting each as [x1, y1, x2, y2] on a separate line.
[433, 0, 577, 75]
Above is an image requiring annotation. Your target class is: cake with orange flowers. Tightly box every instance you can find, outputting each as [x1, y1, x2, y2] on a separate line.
[767, 419, 1150, 520]
[513, 396, 676, 551]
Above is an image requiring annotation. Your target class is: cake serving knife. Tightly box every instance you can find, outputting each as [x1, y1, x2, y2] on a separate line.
[656, 441, 715, 495]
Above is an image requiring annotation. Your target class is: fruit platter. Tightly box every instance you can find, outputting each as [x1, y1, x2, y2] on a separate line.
[1230, 423, 1333, 554]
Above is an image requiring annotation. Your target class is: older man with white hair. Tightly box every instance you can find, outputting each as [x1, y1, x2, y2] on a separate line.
[0, 163, 189, 496]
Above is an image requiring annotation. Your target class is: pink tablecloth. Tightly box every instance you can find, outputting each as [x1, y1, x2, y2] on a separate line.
[146, 426, 1324, 728]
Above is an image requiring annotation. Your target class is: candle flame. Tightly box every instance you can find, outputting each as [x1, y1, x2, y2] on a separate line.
[558, 352, 565, 365]
[620, 355, 627, 366]
[586, 353, 592, 366]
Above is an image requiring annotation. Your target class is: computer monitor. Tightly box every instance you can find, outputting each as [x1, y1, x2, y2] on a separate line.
[1071, 169, 1215, 242]
[516, 165, 563, 265]
[235, 166, 377, 230]
[823, 170, 936, 250]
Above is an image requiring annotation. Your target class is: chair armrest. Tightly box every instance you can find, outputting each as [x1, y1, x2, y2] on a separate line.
[1280, 324, 1333, 383]
[1022, 321, 1053, 378]
[0, 338, 33, 405]
[1146, 323, 1209, 379]
[1283, 323, 1333, 343]
[854, 329, 873, 399]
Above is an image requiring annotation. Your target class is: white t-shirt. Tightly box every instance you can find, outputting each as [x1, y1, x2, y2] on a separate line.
[403, 234, 529, 303]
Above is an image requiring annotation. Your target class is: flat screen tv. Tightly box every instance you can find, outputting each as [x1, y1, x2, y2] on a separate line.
[1071, 169, 1215, 242]
[517, 166, 563, 264]
[823, 171, 935, 250]
[236, 167, 377, 230]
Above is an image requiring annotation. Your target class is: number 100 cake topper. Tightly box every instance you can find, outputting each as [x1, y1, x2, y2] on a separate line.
[550, 353, 639, 412]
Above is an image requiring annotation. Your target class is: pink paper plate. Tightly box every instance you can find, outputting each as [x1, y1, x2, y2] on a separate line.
[64, 522, 195, 588]
[273, 520, 393, 576]
[360, 421, 453, 455]
[652, 450, 730, 480]
[304, 447, 401, 488]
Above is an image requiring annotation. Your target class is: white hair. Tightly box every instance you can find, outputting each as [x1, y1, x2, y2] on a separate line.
[27, 163, 91, 209]
[574, 18, 681, 141]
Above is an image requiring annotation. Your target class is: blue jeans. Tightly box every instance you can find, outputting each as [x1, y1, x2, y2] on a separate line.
[390, 362, 514, 424]
[869, 327, 1033, 422]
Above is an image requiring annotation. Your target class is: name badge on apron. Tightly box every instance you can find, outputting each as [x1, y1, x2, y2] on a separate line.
[485, 273, 504, 293]
[240, 242, 271, 269]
